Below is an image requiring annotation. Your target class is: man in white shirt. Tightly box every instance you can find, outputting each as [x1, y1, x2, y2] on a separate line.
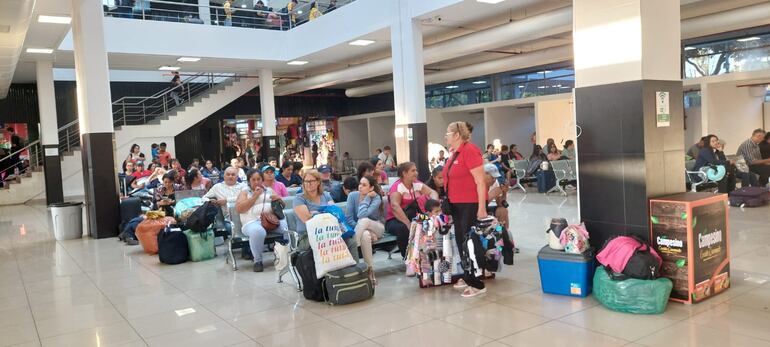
[204, 167, 245, 215]
[378, 145, 396, 174]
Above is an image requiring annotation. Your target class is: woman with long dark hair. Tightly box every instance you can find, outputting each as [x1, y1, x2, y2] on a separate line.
[345, 175, 386, 284]
[693, 134, 736, 193]
[443, 121, 490, 297]
[384, 162, 438, 259]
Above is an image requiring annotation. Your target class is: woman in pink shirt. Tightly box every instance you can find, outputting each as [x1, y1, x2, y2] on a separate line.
[370, 157, 389, 184]
[260, 164, 288, 197]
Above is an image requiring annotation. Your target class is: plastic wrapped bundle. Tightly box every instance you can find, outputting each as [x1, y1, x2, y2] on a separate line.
[593, 266, 673, 314]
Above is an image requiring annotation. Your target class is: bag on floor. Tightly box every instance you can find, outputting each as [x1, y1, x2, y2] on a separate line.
[175, 197, 203, 220]
[596, 236, 662, 280]
[291, 249, 325, 301]
[728, 186, 770, 208]
[184, 229, 216, 262]
[185, 201, 219, 232]
[546, 218, 568, 250]
[306, 213, 356, 278]
[324, 263, 374, 305]
[136, 216, 177, 255]
[593, 266, 672, 314]
[537, 170, 556, 193]
[158, 225, 189, 265]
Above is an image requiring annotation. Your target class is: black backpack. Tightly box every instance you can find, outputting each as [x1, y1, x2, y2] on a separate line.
[599, 235, 661, 281]
[291, 249, 325, 302]
[185, 201, 219, 233]
[158, 225, 189, 265]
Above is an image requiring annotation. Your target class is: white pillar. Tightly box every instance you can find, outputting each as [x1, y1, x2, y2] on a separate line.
[390, 0, 426, 126]
[71, 0, 120, 238]
[259, 69, 277, 136]
[198, 0, 211, 25]
[36, 61, 58, 147]
[36, 60, 64, 204]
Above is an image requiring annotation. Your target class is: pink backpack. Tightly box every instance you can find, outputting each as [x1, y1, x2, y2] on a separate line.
[559, 224, 589, 254]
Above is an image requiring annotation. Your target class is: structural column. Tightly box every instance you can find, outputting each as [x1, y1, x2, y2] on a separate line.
[71, 0, 120, 238]
[390, 0, 429, 181]
[198, 0, 211, 25]
[574, 0, 684, 248]
[259, 69, 280, 162]
[36, 61, 64, 205]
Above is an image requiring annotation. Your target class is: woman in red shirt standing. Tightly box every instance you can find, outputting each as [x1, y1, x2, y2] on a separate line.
[443, 121, 490, 297]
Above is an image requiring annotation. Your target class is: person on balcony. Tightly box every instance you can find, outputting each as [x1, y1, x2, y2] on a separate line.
[224, 0, 234, 26]
[308, 2, 322, 20]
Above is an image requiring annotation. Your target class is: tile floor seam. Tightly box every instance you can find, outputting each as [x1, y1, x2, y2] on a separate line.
[58, 241, 149, 346]
[11, 248, 42, 347]
[555, 314, 652, 343]
[628, 318, 770, 345]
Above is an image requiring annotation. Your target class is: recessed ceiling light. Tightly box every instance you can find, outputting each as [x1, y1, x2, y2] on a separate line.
[477, 0, 505, 3]
[543, 70, 552, 74]
[517, 85, 525, 88]
[38, 15, 71, 24]
[26, 48, 53, 54]
[445, 85, 459, 89]
[537, 86, 547, 89]
[159, 66, 181, 71]
[472, 81, 487, 84]
[177, 57, 201, 62]
[287, 60, 308, 65]
[737, 37, 760, 42]
[240, 4, 247, 8]
[684, 46, 696, 51]
[297, 10, 303, 14]
[349, 39, 375, 46]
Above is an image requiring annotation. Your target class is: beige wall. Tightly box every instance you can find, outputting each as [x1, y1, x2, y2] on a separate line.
[535, 98, 575, 149]
[703, 81, 765, 154]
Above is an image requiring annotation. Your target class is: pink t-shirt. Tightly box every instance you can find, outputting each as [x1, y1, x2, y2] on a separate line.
[385, 179, 426, 221]
[268, 180, 288, 197]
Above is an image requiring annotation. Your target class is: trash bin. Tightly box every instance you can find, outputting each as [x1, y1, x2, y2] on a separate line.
[50, 202, 84, 241]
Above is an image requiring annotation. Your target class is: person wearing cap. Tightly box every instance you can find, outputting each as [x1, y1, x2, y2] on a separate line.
[132, 161, 152, 179]
[260, 164, 288, 197]
[317, 165, 338, 192]
[484, 163, 509, 228]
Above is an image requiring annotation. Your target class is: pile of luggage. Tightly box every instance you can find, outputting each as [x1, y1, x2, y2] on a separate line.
[538, 218, 593, 297]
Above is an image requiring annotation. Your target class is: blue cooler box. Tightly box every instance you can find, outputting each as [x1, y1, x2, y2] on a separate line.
[537, 246, 595, 297]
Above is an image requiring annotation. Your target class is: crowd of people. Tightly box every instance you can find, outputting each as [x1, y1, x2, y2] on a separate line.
[685, 129, 770, 193]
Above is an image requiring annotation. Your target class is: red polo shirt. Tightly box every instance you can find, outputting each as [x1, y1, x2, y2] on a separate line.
[444, 142, 485, 204]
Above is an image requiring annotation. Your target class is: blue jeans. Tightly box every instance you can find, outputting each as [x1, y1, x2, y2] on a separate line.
[242, 219, 289, 263]
[224, 18, 232, 26]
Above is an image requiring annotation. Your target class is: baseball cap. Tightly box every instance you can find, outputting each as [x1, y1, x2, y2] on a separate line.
[260, 165, 276, 173]
[484, 164, 501, 178]
[318, 165, 332, 174]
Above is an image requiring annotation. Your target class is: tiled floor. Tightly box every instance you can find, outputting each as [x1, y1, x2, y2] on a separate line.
[0, 191, 769, 347]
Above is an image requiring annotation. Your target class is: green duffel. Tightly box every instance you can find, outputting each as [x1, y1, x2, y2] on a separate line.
[593, 266, 673, 314]
[184, 229, 216, 262]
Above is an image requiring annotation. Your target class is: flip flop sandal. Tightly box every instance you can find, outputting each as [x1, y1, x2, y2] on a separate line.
[461, 287, 487, 298]
[453, 279, 468, 289]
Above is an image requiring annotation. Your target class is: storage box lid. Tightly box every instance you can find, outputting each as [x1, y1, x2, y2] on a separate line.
[537, 245, 594, 262]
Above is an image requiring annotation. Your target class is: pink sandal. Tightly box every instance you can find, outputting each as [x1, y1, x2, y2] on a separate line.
[461, 287, 487, 298]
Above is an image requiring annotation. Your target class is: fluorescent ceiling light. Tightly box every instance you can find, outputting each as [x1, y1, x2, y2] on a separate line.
[472, 81, 487, 84]
[26, 48, 53, 54]
[158, 66, 180, 71]
[297, 10, 303, 14]
[517, 85, 525, 88]
[543, 70, 552, 74]
[684, 46, 696, 51]
[287, 60, 308, 65]
[477, 0, 505, 3]
[445, 85, 459, 89]
[349, 39, 375, 46]
[38, 15, 71, 24]
[240, 4, 247, 8]
[177, 57, 201, 62]
[737, 37, 760, 42]
[537, 86, 547, 89]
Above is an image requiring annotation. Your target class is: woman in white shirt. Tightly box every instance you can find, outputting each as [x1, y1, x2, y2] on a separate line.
[236, 169, 288, 272]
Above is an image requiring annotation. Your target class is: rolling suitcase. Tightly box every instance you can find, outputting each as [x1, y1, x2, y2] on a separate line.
[537, 170, 556, 193]
[291, 249, 325, 302]
[728, 186, 770, 207]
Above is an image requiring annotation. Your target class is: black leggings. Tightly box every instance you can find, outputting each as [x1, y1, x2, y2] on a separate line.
[451, 202, 485, 290]
[385, 218, 410, 258]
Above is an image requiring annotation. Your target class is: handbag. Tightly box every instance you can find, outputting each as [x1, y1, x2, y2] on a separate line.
[271, 199, 286, 220]
[258, 194, 280, 231]
[441, 149, 461, 215]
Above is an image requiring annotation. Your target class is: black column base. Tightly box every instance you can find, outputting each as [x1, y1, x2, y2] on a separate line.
[81, 132, 120, 239]
[261, 135, 280, 164]
[42, 145, 64, 205]
[407, 123, 429, 182]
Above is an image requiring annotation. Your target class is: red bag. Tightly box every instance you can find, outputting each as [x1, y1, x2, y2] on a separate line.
[136, 217, 176, 254]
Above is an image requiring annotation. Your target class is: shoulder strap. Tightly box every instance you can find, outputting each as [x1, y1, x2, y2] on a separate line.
[444, 145, 462, 196]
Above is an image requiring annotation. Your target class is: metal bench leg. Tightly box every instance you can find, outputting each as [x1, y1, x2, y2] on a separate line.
[226, 239, 237, 271]
[513, 179, 527, 194]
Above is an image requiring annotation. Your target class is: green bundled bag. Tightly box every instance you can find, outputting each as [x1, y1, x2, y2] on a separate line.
[593, 266, 673, 314]
[184, 229, 216, 262]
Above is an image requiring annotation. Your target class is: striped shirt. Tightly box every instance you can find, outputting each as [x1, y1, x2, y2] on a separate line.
[737, 139, 762, 165]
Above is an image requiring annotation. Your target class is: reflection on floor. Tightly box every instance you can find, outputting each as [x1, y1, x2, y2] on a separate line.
[0, 191, 769, 347]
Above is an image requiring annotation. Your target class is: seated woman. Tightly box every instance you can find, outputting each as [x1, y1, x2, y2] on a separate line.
[154, 172, 183, 216]
[370, 157, 389, 184]
[384, 162, 439, 259]
[260, 164, 289, 197]
[693, 134, 735, 193]
[483, 164, 509, 228]
[201, 160, 221, 183]
[357, 161, 375, 181]
[236, 169, 289, 272]
[546, 144, 562, 161]
[292, 170, 358, 258]
[276, 161, 302, 188]
[345, 176, 385, 284]
[186, 168, 211, 191]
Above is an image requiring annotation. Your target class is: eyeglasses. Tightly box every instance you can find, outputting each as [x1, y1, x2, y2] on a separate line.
[445, 132, 455, 137]
[304, 180, 319, 184]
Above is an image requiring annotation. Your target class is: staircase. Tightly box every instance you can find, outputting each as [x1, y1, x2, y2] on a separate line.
[0, 140, 45, 206]
[1, 73, 260, 205]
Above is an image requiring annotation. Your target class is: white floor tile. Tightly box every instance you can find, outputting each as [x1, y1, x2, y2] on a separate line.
[497, 321, 627, 347]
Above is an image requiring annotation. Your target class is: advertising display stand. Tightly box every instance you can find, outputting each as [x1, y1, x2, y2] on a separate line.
[649, 193, 730, 304]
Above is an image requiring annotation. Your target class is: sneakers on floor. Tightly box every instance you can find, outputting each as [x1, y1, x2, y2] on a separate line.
[253, 261, 264, 272]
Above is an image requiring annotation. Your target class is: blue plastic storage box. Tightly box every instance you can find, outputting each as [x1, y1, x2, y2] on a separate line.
[537, 246, 595, 297]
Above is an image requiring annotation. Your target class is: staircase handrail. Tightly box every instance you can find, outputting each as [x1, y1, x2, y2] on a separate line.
[0, 140, 43, 179]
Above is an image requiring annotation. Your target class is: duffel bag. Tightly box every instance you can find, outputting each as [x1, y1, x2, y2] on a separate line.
[323, 263, 374, 305]
[158, 225, 189, 265]
[593, 266, 672, 314]
[184, 229, 216, 262]
[136, 216, 176, 255]
[291, 249, 325, 302]
[728, 186, 770, 208]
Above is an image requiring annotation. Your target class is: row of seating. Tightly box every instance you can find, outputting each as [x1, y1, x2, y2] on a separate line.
[511, 159, 577, 196]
